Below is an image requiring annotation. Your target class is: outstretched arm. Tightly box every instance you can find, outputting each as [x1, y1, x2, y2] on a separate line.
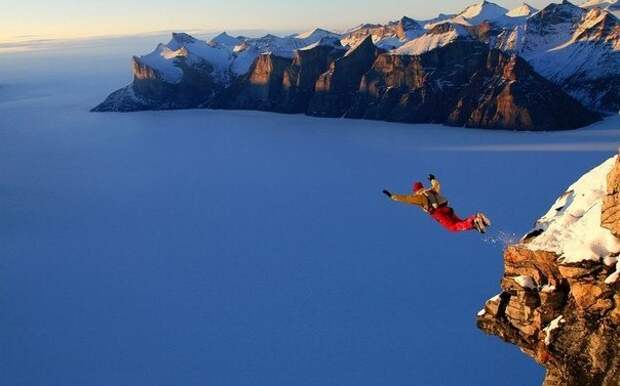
[428, 174, 441, 193]
[389, 192, 428, 207]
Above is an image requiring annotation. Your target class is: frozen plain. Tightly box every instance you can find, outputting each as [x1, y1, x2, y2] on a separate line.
[1, 35, 620, 386]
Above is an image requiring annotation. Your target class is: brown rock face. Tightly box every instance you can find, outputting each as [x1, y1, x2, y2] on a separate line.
[307, 36, 383, 117]
[211, 53, 293, 111]
[347, 40, 599, 130]
[278, 42, 345, 113]
[478, 159, 620, 386]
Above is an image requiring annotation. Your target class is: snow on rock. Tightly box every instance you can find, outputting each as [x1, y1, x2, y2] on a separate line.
[454, 0, 509, 25]
[393, 23, 470, 55]
[299, 36, 342, 51]
[421, 13, 457, 29]
[525, 155, 620, 263]
[339, 17, 423, 50]
[540, 284, 556, 293]
[209, 32, 243, 47]
[543, 315, 565, 345]
[425, 1, 509, 28]
[506, 3, 538, 17]
[135, 43, 185, 83]
[293, 28, 341, 41]
[605, 259, 620, 283]
[514, 275, 537, 289]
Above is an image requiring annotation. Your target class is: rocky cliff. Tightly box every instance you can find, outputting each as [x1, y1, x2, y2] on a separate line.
[347, 40, 597, 130]
[478, 155, 620, 385]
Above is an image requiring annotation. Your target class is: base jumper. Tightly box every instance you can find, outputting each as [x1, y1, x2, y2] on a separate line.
[383, 175, 491, 233]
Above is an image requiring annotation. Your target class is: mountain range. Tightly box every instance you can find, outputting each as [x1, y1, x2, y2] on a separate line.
[93, 0, 620, 130]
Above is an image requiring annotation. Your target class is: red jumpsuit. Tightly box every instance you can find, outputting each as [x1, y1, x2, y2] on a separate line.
[430, 205, 477, 232]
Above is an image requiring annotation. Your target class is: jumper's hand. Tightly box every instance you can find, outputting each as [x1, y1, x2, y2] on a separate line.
[382, 190, 392, 198]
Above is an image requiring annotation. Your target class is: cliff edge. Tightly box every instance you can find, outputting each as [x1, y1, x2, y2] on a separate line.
[477, 154, 620, 386]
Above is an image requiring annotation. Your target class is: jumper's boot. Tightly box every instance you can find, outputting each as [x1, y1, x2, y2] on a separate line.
[478, 213, 491, 228]
[474, 217, 486, 234]
[474, 213, 490, 234]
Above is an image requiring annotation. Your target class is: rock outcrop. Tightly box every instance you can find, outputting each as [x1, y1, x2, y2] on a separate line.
[478, 155, 620, 385]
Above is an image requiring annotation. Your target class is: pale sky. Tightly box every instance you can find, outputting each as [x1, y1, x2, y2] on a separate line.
[2, 0, 570, 41]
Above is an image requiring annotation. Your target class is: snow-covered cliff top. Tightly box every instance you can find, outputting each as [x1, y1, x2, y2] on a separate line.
[525, 155, 620, 267]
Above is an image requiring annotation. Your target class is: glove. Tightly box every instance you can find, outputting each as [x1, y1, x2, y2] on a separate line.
[382, 190, 392, 198]
[428, 174, 436, 181]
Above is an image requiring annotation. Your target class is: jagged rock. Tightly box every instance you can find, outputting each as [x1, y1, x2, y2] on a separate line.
[307, 36, 383, 117]
[478, 155, 620, 386]
[346, 40, 599, 130]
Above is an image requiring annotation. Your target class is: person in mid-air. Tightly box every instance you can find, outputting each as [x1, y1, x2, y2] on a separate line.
[383, 174, 490, 233]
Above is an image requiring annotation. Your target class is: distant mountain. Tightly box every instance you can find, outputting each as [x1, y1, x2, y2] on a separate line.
[497, 2, 620, 111]
[94, 0, 619, 130]
[340, 17, 424, 50]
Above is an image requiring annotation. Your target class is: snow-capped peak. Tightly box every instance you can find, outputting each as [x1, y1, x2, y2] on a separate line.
[393, 23, 471, 56]
[455, 1, 509, 25]
[209, 32, 242, 47]
[299, 36, 342, 51]
[294, 28, 340, 40]
[170, 32, 196, 47]
[506, 3, 538, 17]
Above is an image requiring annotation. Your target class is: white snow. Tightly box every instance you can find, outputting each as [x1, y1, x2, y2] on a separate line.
[136, 44, 185, 83]
[209, 32, 242, 47]
[490, 294, 502, 303]
[605, 260, 620, 283]
[543, 315, 565, 345]
[506, 3, 538, 17]
[298, 36, 342, 51]
[426, 1, 508, 28]
[393, 24, 470, 55]
[477, 309, 487, 316]
[514, 275, 537, 289]
[525, 155, 620, 264]
[293, 28, 340, 41]
[541, 284, 556, 293]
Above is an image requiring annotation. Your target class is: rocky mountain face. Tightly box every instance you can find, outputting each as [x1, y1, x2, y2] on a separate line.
[478, 155, 620, 385]
[307, 36, 384, 117]
[93, 0, 620, 130]
[347, 40, 597, 130]
[211, 37, 347, 113]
